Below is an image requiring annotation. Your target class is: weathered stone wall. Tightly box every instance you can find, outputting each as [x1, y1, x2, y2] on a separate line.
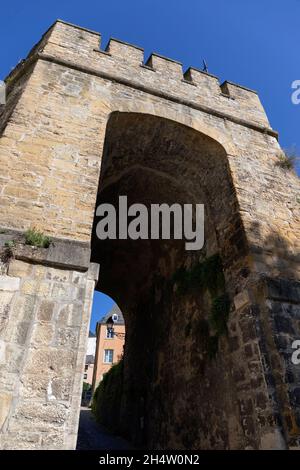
[0, 233, 98, 449]
[0, 20, 299, 449]
[91, 113, 299, 450]
[105, 263, 300, 450]
[0, 21, 298, 275]
[256, 279, 300, 448]
[120, 281, 282, 449]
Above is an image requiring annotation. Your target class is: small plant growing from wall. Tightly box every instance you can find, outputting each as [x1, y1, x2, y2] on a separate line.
[0, 228, 51, 273]
[24, 228, 51, 248]
[275, 147, 299, 171]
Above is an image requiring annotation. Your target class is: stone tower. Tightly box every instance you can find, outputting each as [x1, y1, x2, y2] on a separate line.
[0, 20, 299, 449]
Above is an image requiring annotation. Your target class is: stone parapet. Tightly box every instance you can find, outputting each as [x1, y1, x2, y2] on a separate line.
[5, 20, 273, 133]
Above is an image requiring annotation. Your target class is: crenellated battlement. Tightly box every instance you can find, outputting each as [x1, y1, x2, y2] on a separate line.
[5, 19, 275, 135]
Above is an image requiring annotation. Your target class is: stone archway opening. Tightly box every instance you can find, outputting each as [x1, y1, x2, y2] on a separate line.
[89, 112, 247, 449]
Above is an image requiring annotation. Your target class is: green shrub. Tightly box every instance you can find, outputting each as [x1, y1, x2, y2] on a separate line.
[92, 359, 124, 433]
[24, 228, 51, 248]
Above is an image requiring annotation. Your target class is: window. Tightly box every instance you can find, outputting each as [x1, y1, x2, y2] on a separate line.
[106, 328, 114, 339]
[83, 373, 87, 379]
[104, 349, 114, 364]
[85, 364, 88, 371]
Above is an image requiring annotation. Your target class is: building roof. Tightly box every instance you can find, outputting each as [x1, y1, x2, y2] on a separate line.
[99, 304, 125, 325]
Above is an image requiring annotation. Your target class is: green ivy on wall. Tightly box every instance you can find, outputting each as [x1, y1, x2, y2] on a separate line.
[172, 254, 231, 358]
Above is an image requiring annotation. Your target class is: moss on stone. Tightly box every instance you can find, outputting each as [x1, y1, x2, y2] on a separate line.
[172, 254, 230, 359]
[172, 254, 225, 296]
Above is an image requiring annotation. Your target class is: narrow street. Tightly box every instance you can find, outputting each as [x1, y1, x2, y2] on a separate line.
[76, 407, 134, 450]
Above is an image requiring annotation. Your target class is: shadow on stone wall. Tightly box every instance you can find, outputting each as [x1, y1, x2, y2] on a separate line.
[246, 220, 299, 282]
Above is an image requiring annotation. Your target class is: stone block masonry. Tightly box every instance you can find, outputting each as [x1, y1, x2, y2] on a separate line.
[0, 20, 299, 449]
[0, 20, 298, 277]
[0, 237, 99, 449]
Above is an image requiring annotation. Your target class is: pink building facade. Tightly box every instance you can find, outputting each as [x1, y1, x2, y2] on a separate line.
[92, 305, 125, 392]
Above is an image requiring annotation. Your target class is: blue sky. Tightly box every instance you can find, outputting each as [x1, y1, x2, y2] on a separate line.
[90, 292, 114, 334]
[1, 1, 299, 331]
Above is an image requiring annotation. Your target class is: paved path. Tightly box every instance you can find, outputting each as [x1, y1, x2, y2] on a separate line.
[76, 407, 134, 450]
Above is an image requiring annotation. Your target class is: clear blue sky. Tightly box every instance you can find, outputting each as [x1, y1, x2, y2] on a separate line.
[1, 1, 299, 331]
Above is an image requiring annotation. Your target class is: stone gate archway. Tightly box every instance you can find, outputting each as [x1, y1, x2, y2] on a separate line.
[90, 111, 248, 448]
[0, 20, 299, 450]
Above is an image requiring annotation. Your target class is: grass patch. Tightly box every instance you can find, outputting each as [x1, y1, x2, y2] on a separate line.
[24, 228, 51, 248]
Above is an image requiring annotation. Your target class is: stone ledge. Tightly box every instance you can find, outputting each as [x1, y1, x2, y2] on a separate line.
[15, 242, 90, 272]
[0, 229, 90, 271]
